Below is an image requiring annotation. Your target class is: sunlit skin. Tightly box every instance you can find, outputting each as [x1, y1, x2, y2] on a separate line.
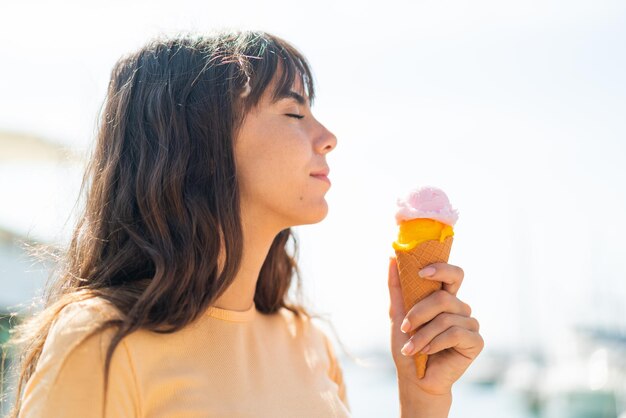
[213, 72, 337, 312]
[388, 257, 485, 415]
[235, 78, 336, 233]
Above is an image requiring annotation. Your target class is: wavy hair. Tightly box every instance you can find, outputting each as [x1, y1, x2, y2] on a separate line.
[3, 30, 346, 417]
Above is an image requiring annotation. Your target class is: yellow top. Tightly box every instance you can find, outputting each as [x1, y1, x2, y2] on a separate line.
[19, 297, 350, 418]
[392, 218, 454, 252]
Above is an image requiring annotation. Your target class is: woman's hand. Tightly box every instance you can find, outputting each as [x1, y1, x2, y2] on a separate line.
[387, 256, 484, 408]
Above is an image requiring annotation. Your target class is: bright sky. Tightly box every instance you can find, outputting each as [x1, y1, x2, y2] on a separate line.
[1, 0, 625, 355]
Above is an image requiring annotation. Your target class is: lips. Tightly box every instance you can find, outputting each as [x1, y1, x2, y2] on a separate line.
[310, 168, 330, 177]
[311, 168, 330, 184]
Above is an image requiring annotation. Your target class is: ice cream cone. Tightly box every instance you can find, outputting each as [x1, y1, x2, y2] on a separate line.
[395, 234, 454, 378]
[392, 186, 459, 379]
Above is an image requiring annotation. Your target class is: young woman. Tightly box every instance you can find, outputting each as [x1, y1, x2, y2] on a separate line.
[6, 30, 483, 417]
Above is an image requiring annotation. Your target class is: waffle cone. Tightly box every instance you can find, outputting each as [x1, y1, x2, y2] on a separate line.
[395, 235, 454, 378]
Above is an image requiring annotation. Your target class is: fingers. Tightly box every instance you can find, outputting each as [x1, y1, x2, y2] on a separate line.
[400, 290, 472, 335]
[400, 313, 480, 356]
[420, 325, 484, 360]
[418, 263, 464, 296]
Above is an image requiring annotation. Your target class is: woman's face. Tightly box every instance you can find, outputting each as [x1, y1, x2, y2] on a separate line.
[234, 74, 337, 233]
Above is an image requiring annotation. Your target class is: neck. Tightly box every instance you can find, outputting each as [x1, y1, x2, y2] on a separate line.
[212, 209, 283, 312]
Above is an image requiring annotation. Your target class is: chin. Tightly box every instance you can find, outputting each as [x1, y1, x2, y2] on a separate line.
[288, 202, 329, 227]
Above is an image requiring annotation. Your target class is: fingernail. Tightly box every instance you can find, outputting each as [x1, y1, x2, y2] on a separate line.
[400, 318, 411, 333]
[419, 267, 436, 278]
[401, 340, 414, 356]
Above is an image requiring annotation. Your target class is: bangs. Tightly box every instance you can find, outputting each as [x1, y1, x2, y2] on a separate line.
[237, 32, 315, 111]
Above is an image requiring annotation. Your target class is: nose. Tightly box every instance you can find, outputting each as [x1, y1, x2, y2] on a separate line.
[315, 122, 338, 155]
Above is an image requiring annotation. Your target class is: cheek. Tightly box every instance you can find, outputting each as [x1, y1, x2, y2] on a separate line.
[237, 145, 295, 198]
[256, 137, 307, 180]
[236, 122, 311, 197]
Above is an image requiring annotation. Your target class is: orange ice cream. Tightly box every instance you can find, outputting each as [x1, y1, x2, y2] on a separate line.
[392, 217, 454, 251]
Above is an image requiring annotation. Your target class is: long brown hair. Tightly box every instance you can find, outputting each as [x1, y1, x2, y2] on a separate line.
[3, 30, 345, 417]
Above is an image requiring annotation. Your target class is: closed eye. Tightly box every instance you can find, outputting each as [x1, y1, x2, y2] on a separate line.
[285, 113, 304, 119]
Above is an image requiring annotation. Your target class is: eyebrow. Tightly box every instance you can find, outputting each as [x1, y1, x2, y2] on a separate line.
[275, 90, 309, 106]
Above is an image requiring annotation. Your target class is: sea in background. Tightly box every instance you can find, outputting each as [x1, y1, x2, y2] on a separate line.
[338, 350, 536, 418]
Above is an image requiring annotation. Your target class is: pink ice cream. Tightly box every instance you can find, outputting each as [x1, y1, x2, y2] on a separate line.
[395, 186, 459, 226]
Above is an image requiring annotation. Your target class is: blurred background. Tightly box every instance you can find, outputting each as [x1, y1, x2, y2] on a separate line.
[1, 0, 625, 416]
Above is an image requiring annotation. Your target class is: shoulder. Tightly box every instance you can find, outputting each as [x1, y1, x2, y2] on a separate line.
[54, 296, 122, 326]
[276, 307, 350, 409]
[20, 298, 140, 417]
[37, 297, 124, 372]
[49, 297, 121, 339]
[276, 306, 324, 337]
[275, 306, 336, 357]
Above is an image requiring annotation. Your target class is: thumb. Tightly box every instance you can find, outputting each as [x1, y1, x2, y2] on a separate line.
[388, 256, 412, 364]
[388, 256, 406, 322]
